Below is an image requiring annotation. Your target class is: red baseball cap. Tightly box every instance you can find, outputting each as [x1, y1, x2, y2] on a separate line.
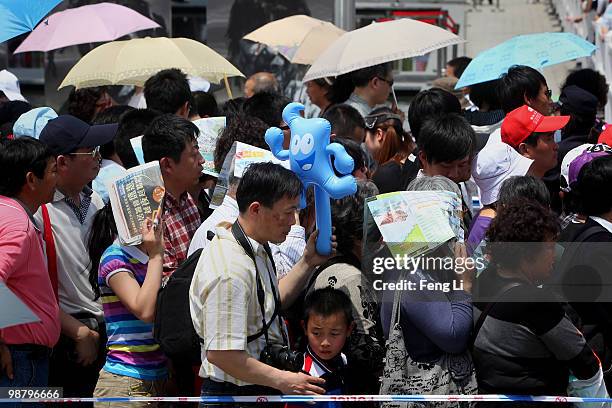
[501, 105, 569, 148]
[598, 124, 612, 147]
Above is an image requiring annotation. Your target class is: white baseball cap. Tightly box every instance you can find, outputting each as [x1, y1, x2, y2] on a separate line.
[560, 143, 595, 192]
[0, 70, 27, 102]
[188, 76, 211, 92]
[472, 140, 534, 205]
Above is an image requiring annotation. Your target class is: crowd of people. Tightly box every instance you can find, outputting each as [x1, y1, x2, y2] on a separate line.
[1, 51, 612, 408]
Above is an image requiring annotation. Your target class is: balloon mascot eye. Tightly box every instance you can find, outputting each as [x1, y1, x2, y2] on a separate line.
[300, 133, 315, 155]
[290, 134, 301, 155]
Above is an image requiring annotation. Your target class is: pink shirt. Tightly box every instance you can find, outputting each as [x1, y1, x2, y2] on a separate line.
[0, 196, 60, 347]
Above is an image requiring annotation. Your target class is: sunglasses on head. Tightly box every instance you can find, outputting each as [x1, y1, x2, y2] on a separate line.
[364, 112, 402, 129]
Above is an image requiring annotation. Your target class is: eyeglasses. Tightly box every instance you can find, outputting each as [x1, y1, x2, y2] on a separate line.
[376, 76, 394, 87]
[69, 146, 100, 159]
[545, 89, 552, 99]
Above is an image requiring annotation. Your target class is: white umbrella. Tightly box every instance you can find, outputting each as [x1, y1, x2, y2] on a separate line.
[243, 15, 345, 65]
[303, 18, 465, 82]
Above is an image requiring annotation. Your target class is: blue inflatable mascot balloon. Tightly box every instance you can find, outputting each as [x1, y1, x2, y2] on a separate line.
[265, 102, 357, 255]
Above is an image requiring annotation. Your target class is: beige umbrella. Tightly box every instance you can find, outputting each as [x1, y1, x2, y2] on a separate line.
[303, 18, 465, 82]
[243, 14, 345, 65]
[59, 37, 244, 96]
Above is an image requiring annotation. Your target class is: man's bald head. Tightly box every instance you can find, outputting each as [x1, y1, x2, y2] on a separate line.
[244, 72, 280, 98]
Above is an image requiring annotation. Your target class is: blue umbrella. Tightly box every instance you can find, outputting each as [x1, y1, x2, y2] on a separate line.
[455, 32, 596, 89]
[0, 0, 62, 44]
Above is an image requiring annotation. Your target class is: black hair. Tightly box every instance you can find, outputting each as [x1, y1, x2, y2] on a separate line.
[563, 68, 609, 108]
[92, 105, 135, 125]
[0, 137, 54, 197]
[486, 199, 559, 270]
[575, 155, 612, 216]
[67, 86, 107, 123]
[236, 162, 302, 213]
[87, 202, 117, 300]
[303, 287, 353, 327]
[242, 92, 290, 128]
[559, 88, 597, 139]
[311, 74, 355, 106]
[92, 105, 135, 160]
[115, 108, 161, 169]
[221, 97, 247, 122]
[0, 101, 32, 140]
[213, 114, 269, 172]
[142, 114, 199, 163]
[446, 56, 472, 78]
[331, 180, 378, 255]
[468, 79, 502, 111]
[497, 175, 551, 209]
[497, 65, 547, 114]
[331, 137, 365, 176]
[350, 63, 392, 88]
[323, 104, 365, 143]
[191, 91, 219, 118]
[418, 113, 476, 163]
[143, 68, 191, 114]
[408, 88, 461, 141]
[522, 132, 547, 148]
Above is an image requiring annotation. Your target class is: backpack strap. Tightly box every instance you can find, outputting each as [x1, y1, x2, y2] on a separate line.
[41, 204, 58, 302]
[230, 222, 284, 345]
[471, 281, 522, 347]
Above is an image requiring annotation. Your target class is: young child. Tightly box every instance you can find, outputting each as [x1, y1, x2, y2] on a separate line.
[291, 288, 355, 407]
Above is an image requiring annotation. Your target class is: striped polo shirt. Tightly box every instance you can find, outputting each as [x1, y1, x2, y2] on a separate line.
[190, 225, 287, 386]
[98, 243, 168, 381]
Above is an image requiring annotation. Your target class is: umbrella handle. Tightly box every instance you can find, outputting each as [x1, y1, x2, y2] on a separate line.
[224, 75, 234, 99]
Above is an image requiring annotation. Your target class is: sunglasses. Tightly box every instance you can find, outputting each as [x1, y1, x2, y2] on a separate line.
[364, 112, 402, 129]
[69, 145, 100, 159]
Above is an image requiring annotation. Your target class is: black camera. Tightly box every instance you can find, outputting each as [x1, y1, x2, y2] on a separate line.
[260, 344, 304, 372]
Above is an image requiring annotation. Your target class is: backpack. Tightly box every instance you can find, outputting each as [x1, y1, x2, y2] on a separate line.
[154, 248, 203, 364]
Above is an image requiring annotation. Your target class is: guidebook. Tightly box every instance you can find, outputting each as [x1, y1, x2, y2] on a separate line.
[193, 117, 226, 177]
[106, 161, 165, 246]
[366, 190, 463, 258]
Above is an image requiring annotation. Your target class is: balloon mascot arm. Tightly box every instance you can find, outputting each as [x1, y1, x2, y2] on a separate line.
[326, 142, 355, 176]
[264, 127, 290, 161]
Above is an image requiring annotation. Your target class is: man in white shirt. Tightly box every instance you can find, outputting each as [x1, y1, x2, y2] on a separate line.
[36, 115, 117, 406]
[190, 163, 334, 403]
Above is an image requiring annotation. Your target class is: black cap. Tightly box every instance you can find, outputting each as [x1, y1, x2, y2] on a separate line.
[39, 115, 118, 156]
[559, 85, 598, 116]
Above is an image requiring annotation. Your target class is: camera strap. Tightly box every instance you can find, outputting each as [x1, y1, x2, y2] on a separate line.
[231, 222, 287, 346]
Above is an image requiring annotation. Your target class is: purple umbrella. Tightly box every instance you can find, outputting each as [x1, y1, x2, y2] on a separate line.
[14, 2, 160, 53]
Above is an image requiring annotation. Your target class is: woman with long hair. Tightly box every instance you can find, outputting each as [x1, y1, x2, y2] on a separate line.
[364, 107, 417, 193]
[88, 204, 168, 405]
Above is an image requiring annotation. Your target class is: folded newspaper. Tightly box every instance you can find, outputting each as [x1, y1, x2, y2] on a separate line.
[366, 190, 463, 258]
[106, 161, 165, 246]
[193, 117, 226, 177]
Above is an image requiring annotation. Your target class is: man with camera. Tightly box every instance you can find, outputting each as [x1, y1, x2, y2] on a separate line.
[190, 162, 334, 404]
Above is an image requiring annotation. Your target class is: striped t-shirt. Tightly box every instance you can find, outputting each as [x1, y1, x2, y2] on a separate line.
[99, 243, 167, 381]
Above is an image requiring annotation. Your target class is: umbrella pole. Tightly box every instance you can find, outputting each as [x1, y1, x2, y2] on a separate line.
[224, 75, 234, 99]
